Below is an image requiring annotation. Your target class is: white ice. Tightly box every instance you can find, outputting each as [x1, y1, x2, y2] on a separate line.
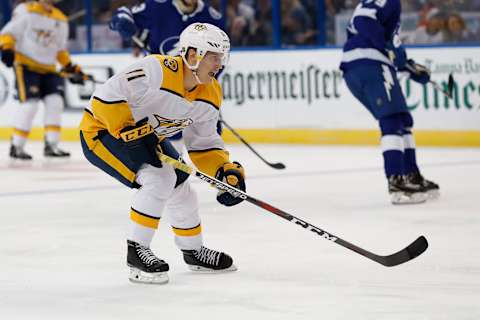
[0, 141, 479, 320]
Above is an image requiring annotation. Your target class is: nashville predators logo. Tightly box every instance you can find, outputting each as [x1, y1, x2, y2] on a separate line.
[153, 114, 193, 136]
[193, 24, 208, 31]
[33, 28, 54, 46]
[163, 58, 178, 72]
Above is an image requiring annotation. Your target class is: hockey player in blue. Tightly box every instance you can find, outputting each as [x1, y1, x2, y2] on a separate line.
[109, 0, 224, 55]
[109, 0, 225, 150]
[340, 0, 439, 205]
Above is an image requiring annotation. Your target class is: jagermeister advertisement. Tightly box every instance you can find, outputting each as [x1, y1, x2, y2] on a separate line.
[219, 48, 480, 130]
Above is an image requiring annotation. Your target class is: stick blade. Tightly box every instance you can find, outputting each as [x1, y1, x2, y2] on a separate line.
[377, 236, 429, 267]
[269, 162, 286, 169]
[447, 74, 455, 98]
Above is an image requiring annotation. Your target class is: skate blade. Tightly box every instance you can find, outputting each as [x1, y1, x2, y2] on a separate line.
[391, 192, 427, 205]
[427, 189, 440, 199]
[187, 264, 238, 273]
[42, 157, 71, 166]
[128, 268, 169, 284]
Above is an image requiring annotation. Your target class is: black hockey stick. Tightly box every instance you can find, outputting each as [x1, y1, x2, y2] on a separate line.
[405, 64, 454, 99]
[157, 152, 428, 267]
[59, 72, 104, 84]
[219, 118, 286, 170]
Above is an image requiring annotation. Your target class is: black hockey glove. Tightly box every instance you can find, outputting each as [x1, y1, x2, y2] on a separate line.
[215, 161, 246, 207]
[120, 118, 162, 168]
[1, 48, 14, 67]
[62, 62, 85, 85]
[404, 59, 431, 85]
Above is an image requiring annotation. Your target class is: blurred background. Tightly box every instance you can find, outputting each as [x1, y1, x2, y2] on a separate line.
[2, 0, 479, 52]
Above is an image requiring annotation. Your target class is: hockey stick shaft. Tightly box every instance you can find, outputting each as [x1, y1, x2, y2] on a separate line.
[219, 119, 286, 169]
[58, 72, 104, 84]
[132, 35, 152, 54]
[157, 152, 428, 267]
[429, 80, 452, 99]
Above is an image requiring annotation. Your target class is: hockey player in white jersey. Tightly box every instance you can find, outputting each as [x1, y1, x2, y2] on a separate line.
[0, 0, 85, 160]
[79, 23, 244, 284]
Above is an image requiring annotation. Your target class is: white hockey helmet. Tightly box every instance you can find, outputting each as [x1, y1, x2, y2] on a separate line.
[179, 23, 230, 70]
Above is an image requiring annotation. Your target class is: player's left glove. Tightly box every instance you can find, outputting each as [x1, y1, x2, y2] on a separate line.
[215, 161, 246, 207]
[404, 59, 431, 85]
[62, 62, 85, 85]
[0, 48, 14, 67]
[109, 7, 138, 40]
[120, 118, 162, 168]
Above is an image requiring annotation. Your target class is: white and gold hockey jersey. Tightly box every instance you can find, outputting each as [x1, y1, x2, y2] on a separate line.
[0, 1, 71, 73]
[80, 55, 230, 176]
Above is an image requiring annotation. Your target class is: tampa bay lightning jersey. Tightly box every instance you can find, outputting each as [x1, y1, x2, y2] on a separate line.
[131, 0, 224, 55]
[340, 0, 401, 71]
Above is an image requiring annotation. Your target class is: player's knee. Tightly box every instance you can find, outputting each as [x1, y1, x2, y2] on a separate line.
[136, 165, 177, 198]
[379, 113, 404, 136]
[400, 112, 414, 133]
[44, 94, 64, 111]
[44, 94, 64, 124]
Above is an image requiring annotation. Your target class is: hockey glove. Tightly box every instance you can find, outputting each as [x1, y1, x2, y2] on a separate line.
[404, 59, 431, 85]
[120, 118, 162, 168]
[1, 49, 14, 67]
[62, 63, 85, 85]
[215, 162, 246, 207]
[109, 7, 138, 40]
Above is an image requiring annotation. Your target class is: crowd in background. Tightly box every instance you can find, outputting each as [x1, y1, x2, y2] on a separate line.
[1, 0, 479, 51]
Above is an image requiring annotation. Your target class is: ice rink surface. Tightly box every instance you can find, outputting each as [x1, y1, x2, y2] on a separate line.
[0, 141, 479, 320]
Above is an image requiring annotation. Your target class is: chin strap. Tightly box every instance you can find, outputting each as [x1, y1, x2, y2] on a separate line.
[192, 70, 203, 85]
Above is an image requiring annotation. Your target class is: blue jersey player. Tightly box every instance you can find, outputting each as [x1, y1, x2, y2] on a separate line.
[340, 0, 439, 204]
[109, 0, 225, 149]
[110, 0, 224, 55]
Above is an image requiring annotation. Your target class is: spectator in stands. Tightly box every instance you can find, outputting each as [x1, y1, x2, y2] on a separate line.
[444, 12, 476, 43]
[226, 0, 255, 46]
[248, 0, 273, 46]
[281, 0, 316, 46]
[407, 7, 446, 44]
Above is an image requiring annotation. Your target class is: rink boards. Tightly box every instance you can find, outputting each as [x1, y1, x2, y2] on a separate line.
[0, 46, 479, 146]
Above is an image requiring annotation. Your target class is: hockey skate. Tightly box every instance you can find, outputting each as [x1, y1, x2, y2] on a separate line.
[44, 143, 71, 158]
[388, 175, 428, 205]
[182, 246, 237, 273]
[9, 145, 33, 160]
[127, 240, 169, 284]
[406, 172, 440, 199]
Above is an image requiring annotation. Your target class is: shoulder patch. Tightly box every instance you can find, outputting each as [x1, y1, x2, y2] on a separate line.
[208, 7, 223, 20]
[163, 58, 179, 72]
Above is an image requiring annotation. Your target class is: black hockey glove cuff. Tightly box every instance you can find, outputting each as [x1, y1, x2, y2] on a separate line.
[1, 49, 14, 68]
[120, 118, 162, 168]
[404, 59, 431, 85]
[215, 161, 246, 207]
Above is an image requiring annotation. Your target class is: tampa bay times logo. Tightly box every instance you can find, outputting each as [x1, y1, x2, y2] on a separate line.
[0, 71, 8, 107]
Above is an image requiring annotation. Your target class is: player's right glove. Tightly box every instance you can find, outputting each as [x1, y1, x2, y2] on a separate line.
[215, 162, 246, 207]
[109, 6, 138, 40]
[0, 48, 14, 67]
[120, 118, 162, 168]
[404, 59, 431, 85]
[62, 62, 85, 85]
